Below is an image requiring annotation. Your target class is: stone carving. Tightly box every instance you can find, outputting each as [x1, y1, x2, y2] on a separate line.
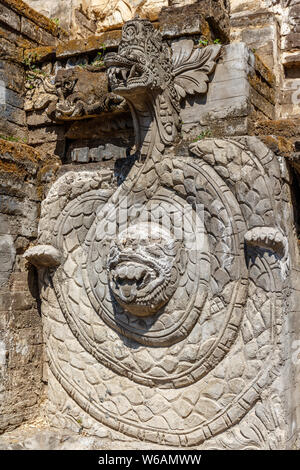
[25, 245, 61, 268]
[25, 66, 128, 123]
[107, 223, 183, 317]
[47, 67, 128, 121]
[89, 0, 169, 33]
[25, 18, 289, 448]
[105, 19, 220, 156]
[24, 70, 57, 112]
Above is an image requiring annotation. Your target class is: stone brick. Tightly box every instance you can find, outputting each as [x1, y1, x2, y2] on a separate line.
[250, 87, 275, 119]
[7, 309, 41, 330]
[0, 62, 24, 94]
[28, 126, 65, 145]
[26, 110, 52, 126]
[20, 17, 57, 46]
[71, 147, 89, 163]
[284, 33, 300, 51]
[0, 293, 11, 312]
[209, 77, 250, 101]
[0, 3, 21, 32]
[0, 104, 26, 127]
[0, 235, 16, 288]
[4, 89, 24, 110]
[0, 38, 23, 62]
[11, 292, 35, 311]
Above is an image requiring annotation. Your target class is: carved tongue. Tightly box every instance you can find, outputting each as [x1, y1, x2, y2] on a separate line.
[119, 281, 136, 300]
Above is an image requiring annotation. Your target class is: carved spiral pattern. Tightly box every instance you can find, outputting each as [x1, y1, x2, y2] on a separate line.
[34, 136, 288, 447]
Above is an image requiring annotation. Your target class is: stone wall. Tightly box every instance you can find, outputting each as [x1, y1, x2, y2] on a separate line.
[0, 0, 64, 433]
[23, 0, 300, 120]
[230, 0, 300, 119]
[0, 140, 42, 433]
[0, 0, 299, 449]
[0, 0, 66, 142]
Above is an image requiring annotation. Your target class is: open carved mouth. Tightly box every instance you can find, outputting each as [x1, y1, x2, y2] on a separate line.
[105, 53, 149, 93]
[107, 65, 148, 92]
[106, 223, 180, 317]
[110, 261, 155, 302]
[108, 252, 174, 317]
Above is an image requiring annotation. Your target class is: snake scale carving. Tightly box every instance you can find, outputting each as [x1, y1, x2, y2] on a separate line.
[25, 18, 289, 448]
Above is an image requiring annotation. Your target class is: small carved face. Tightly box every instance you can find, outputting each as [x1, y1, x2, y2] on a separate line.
[107, 223, 182, 317]
[55, 70, 77, 99]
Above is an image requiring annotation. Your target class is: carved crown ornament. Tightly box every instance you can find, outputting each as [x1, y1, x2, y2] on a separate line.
[24, 18, 289, 448]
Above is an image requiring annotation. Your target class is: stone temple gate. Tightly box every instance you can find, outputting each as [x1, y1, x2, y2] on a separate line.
[0, 0, 300, 450]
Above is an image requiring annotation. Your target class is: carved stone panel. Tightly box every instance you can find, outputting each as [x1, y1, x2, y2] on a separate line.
[24, 18, 291, 449]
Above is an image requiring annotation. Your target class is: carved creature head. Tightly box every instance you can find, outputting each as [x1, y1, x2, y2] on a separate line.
[54, 69, 78, 99]
[107, 223, 183, 317]
[105, 18, 175, 99]
[105, 17, 221, 105]
[104, 18, 220, 149]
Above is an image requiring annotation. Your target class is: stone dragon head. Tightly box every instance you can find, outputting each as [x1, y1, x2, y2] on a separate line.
[105, 17, 221, 147]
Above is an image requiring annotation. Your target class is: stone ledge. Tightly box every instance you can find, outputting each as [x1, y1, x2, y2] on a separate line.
[0, 3, 21, 31]
[230, 9, 276, 28]
[0, 0, 68, 39]
[56, 31, 122, 59]
[24, 4, 229, 63]
[160, 1, 229, 42]
[253, 119, 300, 139]
[0, 25, 35, 50]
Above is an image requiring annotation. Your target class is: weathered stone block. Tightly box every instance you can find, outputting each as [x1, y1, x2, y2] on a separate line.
[0, 293, 11, 312]
[0, 61, 25, 94]
[71, 147, 89, 163]
[26, 110, 52, 126]
[0, 4, 21, 32]
[7, 309, 41, 330]
[28, 126, 65, 145]
[250, 88, 275, 119]
[4, 89, 24, 110]
[0, 104, 26, 127]
[209, 77, 250, 101]
[284, 33, 300, 51]
[0, 38, 23, 62]
[21, 17, 57, 46]
[160, 1, 229, 41]
[0, 235, 16, 288]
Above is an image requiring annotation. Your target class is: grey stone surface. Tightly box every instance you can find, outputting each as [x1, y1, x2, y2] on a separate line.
[0, 0, 299, 452]
[71, 146, 89, 163]
[23, 18, 298, 450]
[180, 42, 272, 137]
[0, 235, 16, 287]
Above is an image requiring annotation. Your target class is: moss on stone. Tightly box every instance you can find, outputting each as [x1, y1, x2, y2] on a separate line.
[0, 0, 68, 38]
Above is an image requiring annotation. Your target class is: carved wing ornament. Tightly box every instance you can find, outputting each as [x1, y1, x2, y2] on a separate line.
[24, 18, 289, 448]
[171, 40, 221, 99]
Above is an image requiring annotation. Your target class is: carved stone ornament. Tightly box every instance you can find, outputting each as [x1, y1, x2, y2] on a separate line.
[24, 70, 57, 112]
[47, 67, 128, 121]
[25, 18, 290, 448]
[25, 66, 128, 121]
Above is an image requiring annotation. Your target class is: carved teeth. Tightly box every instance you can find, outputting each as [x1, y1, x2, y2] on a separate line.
[118, 265, 128, 279]
[128, 64, 137, 80]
